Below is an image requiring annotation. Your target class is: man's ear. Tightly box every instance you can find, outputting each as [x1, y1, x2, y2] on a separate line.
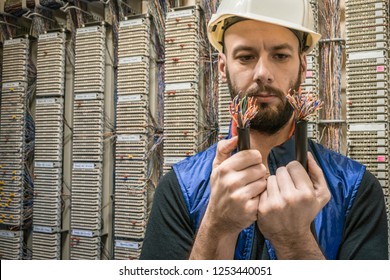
[218, 53, 227, 82]
[300, 53, 308, 84]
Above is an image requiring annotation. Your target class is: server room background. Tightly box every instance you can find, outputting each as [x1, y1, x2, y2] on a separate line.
[0, 0, 389, 259]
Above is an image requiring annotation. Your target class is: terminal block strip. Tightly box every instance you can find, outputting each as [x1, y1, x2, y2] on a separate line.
[345, 0, 390, 254]
[32, 32, 66, 260]
[70, 25, 106, 260]
[0, 38, 30, 259]
[163, 7, 204, 175]
[114, 15, 154, 260]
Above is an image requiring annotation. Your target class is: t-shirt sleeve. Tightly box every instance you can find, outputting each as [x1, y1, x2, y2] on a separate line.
[140, 170, 195, 259]
[337, 170, 389, 259]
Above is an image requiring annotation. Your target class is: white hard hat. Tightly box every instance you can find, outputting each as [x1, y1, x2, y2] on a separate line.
[207, 0, 321, 54]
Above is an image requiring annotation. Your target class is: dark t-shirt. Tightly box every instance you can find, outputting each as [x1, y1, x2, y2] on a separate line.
[140, 170, 389, 260]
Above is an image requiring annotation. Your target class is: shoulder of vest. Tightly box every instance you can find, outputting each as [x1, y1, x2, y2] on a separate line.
[173, 143, 217, 209]
[309, 139, 366, 213]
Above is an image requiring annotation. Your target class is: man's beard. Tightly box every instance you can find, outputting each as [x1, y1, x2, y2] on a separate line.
[226, 67, 302, 135]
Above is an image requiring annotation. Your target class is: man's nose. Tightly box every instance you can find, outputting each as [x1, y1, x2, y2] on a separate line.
[253, 57, 274, 85]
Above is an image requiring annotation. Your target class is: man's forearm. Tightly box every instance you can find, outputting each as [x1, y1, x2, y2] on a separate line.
[271, 231, 326, 260]
[189, 219, 239, 260]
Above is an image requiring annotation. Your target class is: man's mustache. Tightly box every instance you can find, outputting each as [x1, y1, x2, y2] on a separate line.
[242, 85, 286, 101]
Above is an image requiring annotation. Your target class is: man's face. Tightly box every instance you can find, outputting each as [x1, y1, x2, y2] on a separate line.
[219, 20, 307, 135]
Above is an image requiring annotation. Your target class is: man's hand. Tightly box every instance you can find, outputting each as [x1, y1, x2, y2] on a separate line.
[209, 136, 268, 233]
[257, 152, 331, 259]
[190, 136, 267, 259]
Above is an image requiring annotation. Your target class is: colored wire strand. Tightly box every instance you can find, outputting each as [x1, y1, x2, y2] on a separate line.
[229, 95, 258, 128]
[286, 88, 323, 122]
[319, 0, 342, 152]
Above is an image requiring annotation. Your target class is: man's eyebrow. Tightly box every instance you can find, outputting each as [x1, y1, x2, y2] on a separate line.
[231, 45, 257, 56]
[230, 43, 295, 56]
[271, 43, 295, 52]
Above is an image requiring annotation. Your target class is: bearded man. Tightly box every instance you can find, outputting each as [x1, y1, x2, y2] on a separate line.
[140, 0, 388, 260]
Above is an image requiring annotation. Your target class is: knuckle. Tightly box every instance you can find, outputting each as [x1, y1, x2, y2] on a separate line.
[286, 160, 301, 172]
[266, 198, 286, 212]
[281, 192, 295, 204]
[230, 191, 244, 203]
[275, 199, 287, 211]
[216, 163, 229, 177]
[276, 166, 287, 176]
[254, 164, 267, 178]
[210, 167, 221, 181]
[221, 177, 237, 193]
[257, 180, 267, 192]
[257, 204, 267, 216]
[260, 163, 267, 173]
[245, 202, 257, 214]
[252, 149, 263, 161]
[270, 203, 284, 213]
[300, 189, 315, 202]
[242, 149, 262, 163]
[217, 139, 228, 152]
[324, 188, 331, 202]
[245, 153, 262, 166]
[211, 164, 233, 187]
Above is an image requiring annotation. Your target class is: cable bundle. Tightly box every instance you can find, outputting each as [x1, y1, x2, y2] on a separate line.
[229, 95, 258, 128]
[287, 88, 323, 121]
[229, 95, 258, 150]
[287, 88, 323, 170]
[319, 0, 343, 152]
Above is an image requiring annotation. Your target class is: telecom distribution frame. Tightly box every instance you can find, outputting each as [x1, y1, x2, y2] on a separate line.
[113, 14, 158, 260]
[345, 0, 390, 252]
[163, 6, 208, 174]
[70, 25, 106, 260]
[0, 38, 30, 260]
[32, 31, 66, 259]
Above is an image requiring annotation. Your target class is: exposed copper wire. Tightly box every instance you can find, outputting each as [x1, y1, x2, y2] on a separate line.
[287, 87, 323, 121]
[229, 95, 258, 128]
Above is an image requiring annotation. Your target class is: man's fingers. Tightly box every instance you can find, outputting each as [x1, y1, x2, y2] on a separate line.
[286, 160, 311, 191]
[264, 174, 280, 199]
[307, 152, 327, 189]
[212, 136, 238, 169]
[236, 174, 267, 199]
[307, 152, 331, 204]
[275, 167, 294, 195]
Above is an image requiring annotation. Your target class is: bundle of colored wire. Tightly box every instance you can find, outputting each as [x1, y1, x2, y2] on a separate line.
[319, 0, 342, 153]
[229, 95, 258, 151]
[286, 88, 323, 121]
[149, 0, 166, 48]
[229, 95, 258, 128]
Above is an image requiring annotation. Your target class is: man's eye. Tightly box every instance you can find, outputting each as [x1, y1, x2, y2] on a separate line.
[273, 54, 289, 60]
[238, 55, 255, 61]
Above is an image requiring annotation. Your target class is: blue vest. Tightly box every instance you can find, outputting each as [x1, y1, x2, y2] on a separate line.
[173, 137, 365, 259]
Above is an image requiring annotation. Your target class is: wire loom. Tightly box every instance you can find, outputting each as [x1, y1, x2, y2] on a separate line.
[287, 88, 323, 122]
[229, 95, 258, 151]
[287, 87, 323, 170]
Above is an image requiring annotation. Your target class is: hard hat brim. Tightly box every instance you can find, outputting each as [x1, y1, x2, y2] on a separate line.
[208, 13, 321, 54]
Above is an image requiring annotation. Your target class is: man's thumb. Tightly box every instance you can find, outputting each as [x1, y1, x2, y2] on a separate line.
[212, 136, 238, 169]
